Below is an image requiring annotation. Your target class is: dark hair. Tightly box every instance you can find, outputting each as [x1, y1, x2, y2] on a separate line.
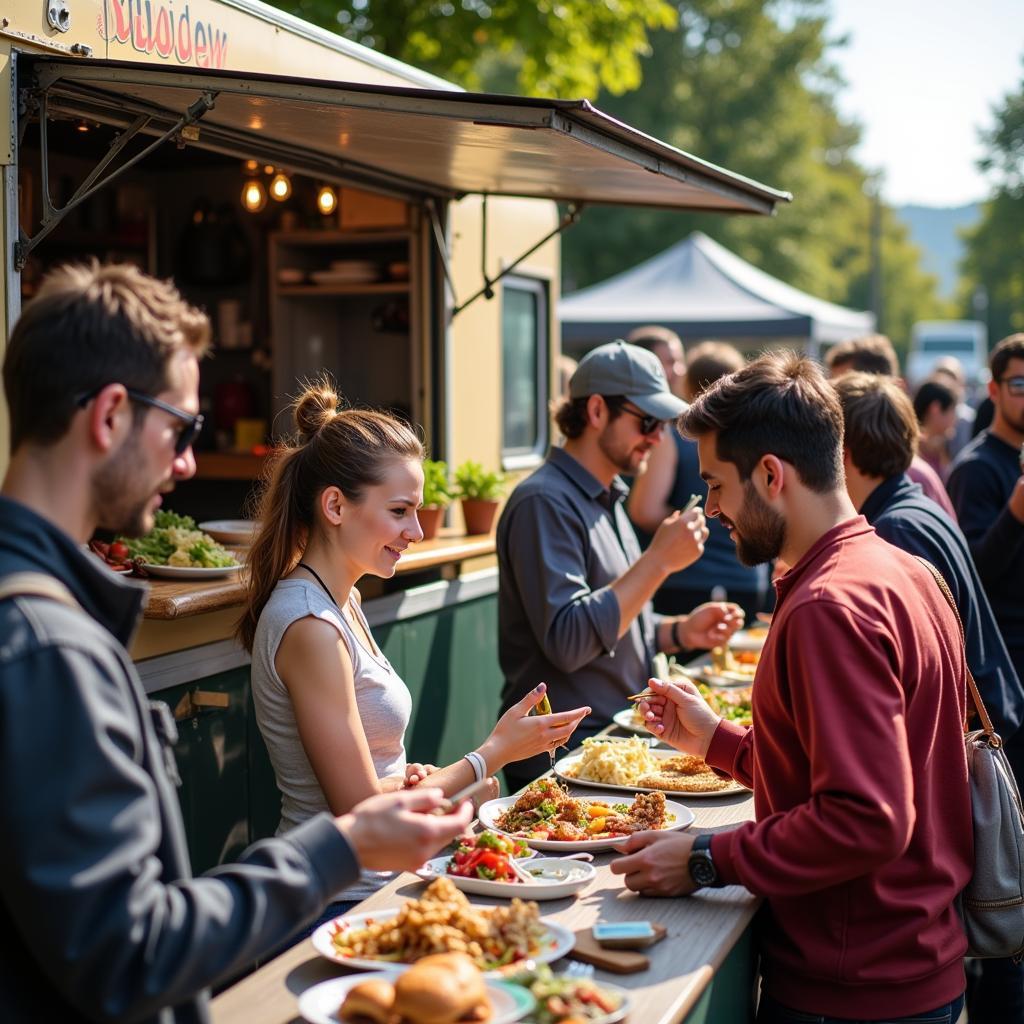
[552, 394, 625, 440]
[680, 351, 844, 493]
[824, 334, 900, 377]
[684, 341, 744, 398]
[912, 379, 956, 423]
[626, 325, 683, 353]
[237, 378, 424, 651]
[991, 334, 1024, 381]
[833, 372, 917, 479]
[3, 261, 210, 452]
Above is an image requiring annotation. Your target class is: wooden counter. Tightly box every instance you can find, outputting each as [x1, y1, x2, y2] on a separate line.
[141, 532, 497, 620]
[211, 785, 759, 1024]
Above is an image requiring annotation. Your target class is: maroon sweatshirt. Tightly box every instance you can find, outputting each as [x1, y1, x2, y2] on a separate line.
[706, 518, 972, 1017]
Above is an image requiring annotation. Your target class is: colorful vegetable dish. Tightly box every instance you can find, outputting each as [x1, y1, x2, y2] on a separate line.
[446, 832, 531, 882]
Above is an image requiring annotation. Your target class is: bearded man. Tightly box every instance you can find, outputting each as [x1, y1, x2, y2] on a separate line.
[612, 352, 971, 1024]
[495, 340, 742, 790]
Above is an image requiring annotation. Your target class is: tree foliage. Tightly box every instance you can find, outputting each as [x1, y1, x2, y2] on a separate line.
[959, 57, 1024, 342]
[276, 0, 676, 98]
[559, 0, 945, 354]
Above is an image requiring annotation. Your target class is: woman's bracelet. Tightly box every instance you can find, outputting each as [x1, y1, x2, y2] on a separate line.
[464, 750, 487, 782]
[672, 618, 685, 652]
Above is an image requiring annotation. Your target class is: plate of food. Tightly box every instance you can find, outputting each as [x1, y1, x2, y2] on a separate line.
[554, 737, 746, 798]
[197, 519, 259, 546]
[311, 877, 574, 976]
[117, 510, 242, 577]
[507, 964, 631, 1024]
[418, 855, 596, 901]
[478, 778, 695, 852]
[729, 628, 769, 652]
[684, 645, 759, 688]
[298, 956, 536, 1024]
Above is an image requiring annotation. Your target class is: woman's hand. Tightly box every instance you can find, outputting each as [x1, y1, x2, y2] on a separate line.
[674, 602, 744, 650]
[403, 762, 440, 787]
[638, 677, 721, 758]
[477, 683, 590, 772]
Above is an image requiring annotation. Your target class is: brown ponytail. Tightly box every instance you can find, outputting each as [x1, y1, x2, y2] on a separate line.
[236, 378, 423, 651]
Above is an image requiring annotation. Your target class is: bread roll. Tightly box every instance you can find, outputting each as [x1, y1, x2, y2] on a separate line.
[393, 953, 491, 1024]
[340, 978, 397, 1024]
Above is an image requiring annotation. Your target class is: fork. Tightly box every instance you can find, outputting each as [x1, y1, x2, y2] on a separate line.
[564, 961, 595, 980]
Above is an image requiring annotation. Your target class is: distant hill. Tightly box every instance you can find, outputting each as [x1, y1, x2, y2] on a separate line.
[896, 203, 981, 300]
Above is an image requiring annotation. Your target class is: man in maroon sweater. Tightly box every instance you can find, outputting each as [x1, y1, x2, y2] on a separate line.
[612, 353, 972, 1023]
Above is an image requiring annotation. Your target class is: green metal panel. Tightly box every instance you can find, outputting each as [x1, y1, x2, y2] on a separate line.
[681, 924, 757, 1023]
[154, 667, 252, 873]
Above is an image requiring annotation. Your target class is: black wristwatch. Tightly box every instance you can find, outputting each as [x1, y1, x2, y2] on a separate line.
[688, 834, 722, 889]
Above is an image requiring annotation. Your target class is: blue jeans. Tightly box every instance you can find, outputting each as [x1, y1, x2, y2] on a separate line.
[966, 956, 1024, 1024]
[756, 993, 965, 1024]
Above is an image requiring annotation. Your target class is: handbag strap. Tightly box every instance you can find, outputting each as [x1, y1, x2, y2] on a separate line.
[914, 555, 998, 743]
[0, 571, 82, 612]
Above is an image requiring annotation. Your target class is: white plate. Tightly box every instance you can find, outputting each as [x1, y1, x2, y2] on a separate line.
[417, 857, 596, 900]
[612, 707, 648, 735]
[729, 629, 768, 652]
[553, 748, 746, 799]
[296, 970, 535, 1024]
[477, 796, 695, 852]
[517, 976, 632, 1024]
[142, 562, 242, 579]
[198, 519, 259, 545]
[678, 656, 756, 689]
[311, 909, 575, 976]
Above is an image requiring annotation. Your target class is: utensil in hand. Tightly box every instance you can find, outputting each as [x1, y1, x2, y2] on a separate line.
[530, 685, 557, 772]
[680, 493, 703, 515]
[431, 776, 493, 815]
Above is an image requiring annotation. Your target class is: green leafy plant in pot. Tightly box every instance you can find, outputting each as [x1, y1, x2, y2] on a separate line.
[453, 460, 507, 535]
[418, 459, 452, 541]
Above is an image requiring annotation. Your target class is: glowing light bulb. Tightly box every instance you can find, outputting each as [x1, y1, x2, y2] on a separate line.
[241, 179, 267, 213]
[269, 172, 292, 202]
[316, 185, 338, 216]
[244, 158, 259, 173]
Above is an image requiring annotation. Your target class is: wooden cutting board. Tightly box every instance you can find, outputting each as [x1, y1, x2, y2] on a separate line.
[571, 924, 667, 973]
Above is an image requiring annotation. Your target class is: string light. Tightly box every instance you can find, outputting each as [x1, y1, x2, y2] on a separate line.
[269, 171, 292, 202]
[241, 178, 267, 213]
[316, 185, 338, 216]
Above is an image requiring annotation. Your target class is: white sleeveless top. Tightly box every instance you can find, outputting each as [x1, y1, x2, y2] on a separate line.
[251, 578, 412, 900]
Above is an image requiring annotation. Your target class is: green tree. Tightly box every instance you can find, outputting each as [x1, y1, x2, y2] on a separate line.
[561, 0, 944, 355]
[959, 57, 1024, 342]
[273, 0, 676, 98]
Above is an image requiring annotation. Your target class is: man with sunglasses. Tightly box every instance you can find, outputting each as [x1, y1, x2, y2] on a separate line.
[0, 262, 473, 1023]
[496, 340, 743, 790]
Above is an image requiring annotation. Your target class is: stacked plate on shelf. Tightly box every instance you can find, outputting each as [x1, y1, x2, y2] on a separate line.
[310, 258, 380, 285]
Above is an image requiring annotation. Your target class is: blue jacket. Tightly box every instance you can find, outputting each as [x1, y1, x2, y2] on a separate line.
[861, 474, 1024, 758]
[0, 496, 358, 1023]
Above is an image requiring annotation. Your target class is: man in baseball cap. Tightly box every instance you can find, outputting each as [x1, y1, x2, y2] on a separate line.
[496, 340, 743, 790]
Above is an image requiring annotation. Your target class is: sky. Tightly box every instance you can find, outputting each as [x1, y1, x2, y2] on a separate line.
[827, 0, 1022, 207]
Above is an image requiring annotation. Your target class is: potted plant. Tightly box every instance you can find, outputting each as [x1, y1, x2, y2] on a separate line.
[453, 460, 507, 535]
[418, 459, 452, 541]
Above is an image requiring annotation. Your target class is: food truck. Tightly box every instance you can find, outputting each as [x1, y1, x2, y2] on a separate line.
[1, 3, 789, 1017]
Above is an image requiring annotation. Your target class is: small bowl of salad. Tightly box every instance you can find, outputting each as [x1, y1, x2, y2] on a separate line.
[507, 964, 631, 1024]
[448, 831, 536, 882]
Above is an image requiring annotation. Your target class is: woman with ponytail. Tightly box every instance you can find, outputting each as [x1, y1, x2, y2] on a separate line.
[240, 379, 589, 912]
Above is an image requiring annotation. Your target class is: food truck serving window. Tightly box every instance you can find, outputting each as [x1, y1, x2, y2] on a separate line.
[20, 57, 791, 215]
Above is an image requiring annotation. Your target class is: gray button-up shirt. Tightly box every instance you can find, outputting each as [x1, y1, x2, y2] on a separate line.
[497, 447, 662, 779]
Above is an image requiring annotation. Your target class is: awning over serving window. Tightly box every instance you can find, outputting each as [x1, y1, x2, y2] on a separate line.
[23, 57, 791, 215]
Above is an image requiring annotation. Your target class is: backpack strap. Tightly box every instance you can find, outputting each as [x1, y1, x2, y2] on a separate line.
[914, 555, 999, 744]
[0, 572, 82, 613]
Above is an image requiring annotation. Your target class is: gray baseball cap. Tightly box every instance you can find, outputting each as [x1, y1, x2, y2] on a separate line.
[569, 340, 687, 420]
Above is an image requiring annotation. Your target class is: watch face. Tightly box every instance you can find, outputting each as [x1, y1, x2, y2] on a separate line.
[690, 853, 717, 888]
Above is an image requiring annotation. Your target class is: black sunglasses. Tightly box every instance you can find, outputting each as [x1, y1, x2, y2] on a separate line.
[75, 386, 204, 456]
[618, 404, 664, 435]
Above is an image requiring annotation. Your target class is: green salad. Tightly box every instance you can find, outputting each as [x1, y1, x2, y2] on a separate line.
[121, 510, 238, 568]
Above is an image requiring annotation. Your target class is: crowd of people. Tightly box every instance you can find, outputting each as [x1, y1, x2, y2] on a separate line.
[1, 261, 1023, 1023]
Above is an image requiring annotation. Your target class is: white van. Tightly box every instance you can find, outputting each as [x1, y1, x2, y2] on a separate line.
[906, 320, 989, 387]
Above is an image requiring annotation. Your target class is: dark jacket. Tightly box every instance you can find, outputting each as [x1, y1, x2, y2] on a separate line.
[862, 473, 1024, 752]
[0, 496, 359, 1024]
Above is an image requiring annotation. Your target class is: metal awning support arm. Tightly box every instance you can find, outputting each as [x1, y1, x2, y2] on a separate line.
[425, 197, 459, 307]
[14, 89, 217, 271]
[451, 202, 583, 319]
